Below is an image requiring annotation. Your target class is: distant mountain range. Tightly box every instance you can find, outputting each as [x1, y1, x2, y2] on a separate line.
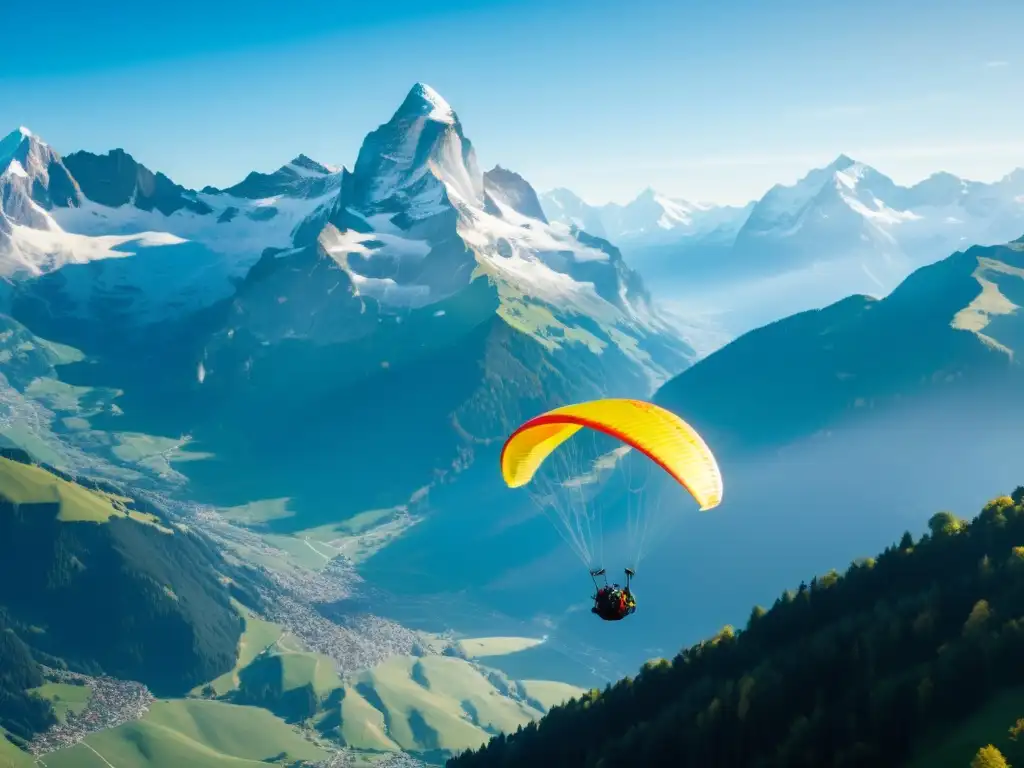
[540, 186, 752, 246]
[542, 157, 1024, 336]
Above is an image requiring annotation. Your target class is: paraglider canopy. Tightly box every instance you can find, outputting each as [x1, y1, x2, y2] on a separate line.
[500, 398, 723, 511]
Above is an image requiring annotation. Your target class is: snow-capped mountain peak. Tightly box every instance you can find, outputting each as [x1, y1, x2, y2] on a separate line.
[536, 188, 608, 238]
[214, 153, 345, 200]
[286, 154, 336, 177]
[1, 128, 29, 165]
[350, 82, 483, 219]
[623, 188, 716, 231]
[540, 186, 751, 245]
[483, 165, 549, 223]
[396, 82, 458, 126]
[0, 126, 82, 233]
[240, 84, 681, 374]
[0, 127, 343, 315]
[739, 154, 901, 238]
[829, 153, 856, 170]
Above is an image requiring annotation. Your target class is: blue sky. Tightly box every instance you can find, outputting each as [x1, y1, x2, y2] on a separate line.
[1, 0, 1021, 204]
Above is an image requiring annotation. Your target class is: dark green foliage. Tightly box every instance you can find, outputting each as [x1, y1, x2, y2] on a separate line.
[0, 499, 243, 696]
[448, 489, 1024, 768]
[0, 612, 55, 740]
[972, 744, 1010, 768]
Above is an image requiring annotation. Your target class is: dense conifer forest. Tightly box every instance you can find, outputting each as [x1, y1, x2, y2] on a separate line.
[449, 486, 1024, 768]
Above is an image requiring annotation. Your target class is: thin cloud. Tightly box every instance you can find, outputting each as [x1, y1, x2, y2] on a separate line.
[985, 60, 1009, 68]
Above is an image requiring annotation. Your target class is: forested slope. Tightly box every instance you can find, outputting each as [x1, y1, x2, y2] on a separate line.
[449, 486, 1024, 768]
[0, 448, 258, 750]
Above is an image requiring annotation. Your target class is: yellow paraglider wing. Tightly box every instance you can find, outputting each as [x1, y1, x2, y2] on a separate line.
[500, 398, 723, 511]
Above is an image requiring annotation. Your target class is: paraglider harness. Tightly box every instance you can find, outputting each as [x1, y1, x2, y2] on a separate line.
[590, 568, 637, 621]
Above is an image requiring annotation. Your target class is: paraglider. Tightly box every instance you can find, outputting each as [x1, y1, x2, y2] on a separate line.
[500, 398, 723, 621]
[591, 567, 636, 621]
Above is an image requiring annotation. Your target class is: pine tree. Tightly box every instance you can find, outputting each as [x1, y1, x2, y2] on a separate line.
[972, 744, 1010, 768]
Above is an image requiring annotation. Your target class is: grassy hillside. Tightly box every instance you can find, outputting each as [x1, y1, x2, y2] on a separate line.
[181, 595, 584, 765]
[655, 240, 1024, 454]
[316, 653, 584, 763]
[0, 449, 257, 752]
[223, 626, 585, 762]
[0, 732, 34, 768]
[448, 486, 1024, 768]
[42, 699, 328, 768]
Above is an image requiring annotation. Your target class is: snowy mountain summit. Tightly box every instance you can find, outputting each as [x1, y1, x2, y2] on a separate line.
[348, 82, 483, 220]
[276, 82, 670, 343]
[3, 85, 692, 389]
[733, 152, 1024, 277]
[0, 127, 82, 234]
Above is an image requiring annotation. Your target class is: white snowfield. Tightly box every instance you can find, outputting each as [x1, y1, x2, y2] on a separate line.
[53, 187, 340, 261]
[0, 85, 668, 366]
[0, 126, 349, 317]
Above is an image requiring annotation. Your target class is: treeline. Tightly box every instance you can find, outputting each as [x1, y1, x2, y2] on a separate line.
[449, 486, 1024, 768]
[0, 609, 55, 744]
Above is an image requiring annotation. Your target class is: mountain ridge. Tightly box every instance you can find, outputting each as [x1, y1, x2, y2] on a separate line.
[3, 83, 692, 553]
[654, 238, 1024, 456]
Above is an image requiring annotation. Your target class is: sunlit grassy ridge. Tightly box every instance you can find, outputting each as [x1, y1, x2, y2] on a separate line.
[456, 638, 545, 659]
[187, 602, 584, 763]
[43, 699, 328, 768]
[0, 456, 170, 530]
[322, 654, 584, 757]
[515, 680, 587, 713]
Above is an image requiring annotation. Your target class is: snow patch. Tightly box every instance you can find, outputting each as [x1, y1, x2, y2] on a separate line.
[2, 222, 185, 277]
[411, 83, 457, 125]
[3, 160, 27, 179]
[52, 183, 337, 274]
